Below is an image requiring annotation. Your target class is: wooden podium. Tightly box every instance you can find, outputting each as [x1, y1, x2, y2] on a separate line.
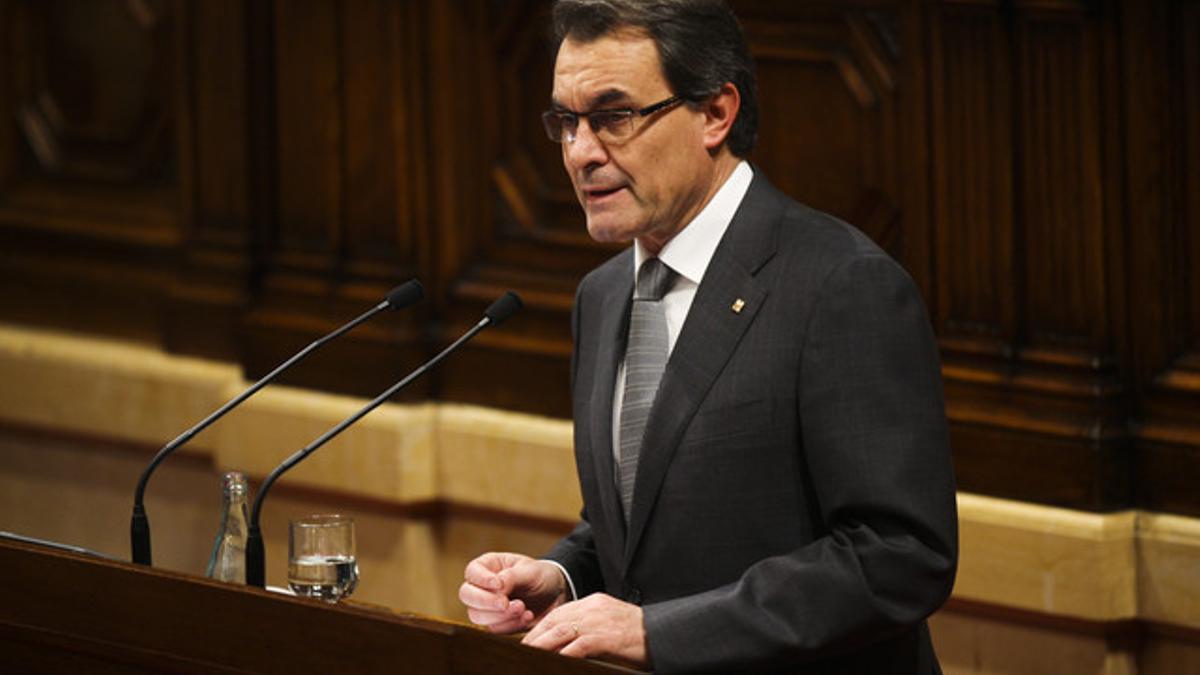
[0, 538, 639, 674]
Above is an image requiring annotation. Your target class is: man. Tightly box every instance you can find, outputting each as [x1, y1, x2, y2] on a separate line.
[459, 1, 958, 672]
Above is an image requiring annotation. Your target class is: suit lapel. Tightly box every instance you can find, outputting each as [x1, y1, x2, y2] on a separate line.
[621, 174, 783, 572]
[588, 254, 634, 549]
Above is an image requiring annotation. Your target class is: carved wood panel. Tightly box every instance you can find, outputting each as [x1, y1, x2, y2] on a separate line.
[240, 0, 428, 399]
[1133, 0, 1200, 516]
[1016, 4, 1109, 355]
[428, 1, 625, 416]
[931, 3, 1015, 348]
[1, 0, 178, 217]
[0, 0, 183, 346]
[165, 0, 252, 359]
[742, 7, 906, 258]
[12, 0, 174, 184]
[929, 0, 1131, 511]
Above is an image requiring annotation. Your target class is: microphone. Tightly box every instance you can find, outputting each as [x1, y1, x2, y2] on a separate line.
[245, 291, 523, 588]
[130, 279, 424, 566]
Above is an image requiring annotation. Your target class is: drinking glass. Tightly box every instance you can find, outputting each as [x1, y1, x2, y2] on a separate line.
[287, 514, 358, 602]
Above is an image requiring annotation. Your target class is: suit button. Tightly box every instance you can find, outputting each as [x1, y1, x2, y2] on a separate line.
[628, 588, 642, 605]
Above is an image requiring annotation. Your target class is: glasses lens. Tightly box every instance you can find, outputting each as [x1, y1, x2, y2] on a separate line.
[590, 111, 633, 143]
[543, 112, 581, 143]
[541, 109, 638, 143]
[542, 112, 562, 142]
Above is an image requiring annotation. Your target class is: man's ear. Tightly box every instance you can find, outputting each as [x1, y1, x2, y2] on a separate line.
[702, 82, 740, 150]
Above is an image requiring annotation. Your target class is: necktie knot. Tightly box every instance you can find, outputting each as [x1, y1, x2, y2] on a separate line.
[635, 258, 677, 302]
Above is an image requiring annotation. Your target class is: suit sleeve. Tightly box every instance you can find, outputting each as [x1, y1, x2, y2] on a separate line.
[642, 254, 958, 673]
[544, 516, 605, 597]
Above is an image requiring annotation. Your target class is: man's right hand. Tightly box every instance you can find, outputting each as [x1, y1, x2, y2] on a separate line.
[458, 552, 570, 634]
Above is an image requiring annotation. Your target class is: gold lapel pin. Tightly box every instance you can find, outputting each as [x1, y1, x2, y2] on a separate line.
[731, 298, 746, 314]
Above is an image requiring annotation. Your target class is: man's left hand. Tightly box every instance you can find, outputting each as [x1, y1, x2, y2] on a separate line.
[520, 593, 648, 669]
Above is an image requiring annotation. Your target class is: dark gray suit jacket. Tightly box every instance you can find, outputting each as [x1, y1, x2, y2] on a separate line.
[547, 173, 958, 674]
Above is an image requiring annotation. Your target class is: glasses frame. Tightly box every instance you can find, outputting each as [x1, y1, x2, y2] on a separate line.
[542, 94, 684, 144]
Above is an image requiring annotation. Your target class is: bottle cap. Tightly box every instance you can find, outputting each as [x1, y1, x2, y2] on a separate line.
[221, 471, 248, 498]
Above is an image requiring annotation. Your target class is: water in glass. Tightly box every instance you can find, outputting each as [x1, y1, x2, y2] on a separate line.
[287, 514, 357, 602]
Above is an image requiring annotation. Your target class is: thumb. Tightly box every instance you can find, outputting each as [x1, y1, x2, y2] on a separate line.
[497, 562, 541, 596]
[465, 553, 518, 591]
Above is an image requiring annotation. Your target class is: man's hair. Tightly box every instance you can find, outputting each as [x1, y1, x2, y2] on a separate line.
[551, 0, 758, 157]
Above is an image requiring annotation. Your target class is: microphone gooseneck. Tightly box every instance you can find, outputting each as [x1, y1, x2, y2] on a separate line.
[245, 291, 522, 587]
[130, 279, 424, 566]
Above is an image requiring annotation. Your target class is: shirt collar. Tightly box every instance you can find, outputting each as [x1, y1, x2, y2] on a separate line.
[633, 160, 754, 285]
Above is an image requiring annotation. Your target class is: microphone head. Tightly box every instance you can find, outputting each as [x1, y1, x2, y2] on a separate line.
[384, 279, 424, 310]
[485, 291, 523, 326]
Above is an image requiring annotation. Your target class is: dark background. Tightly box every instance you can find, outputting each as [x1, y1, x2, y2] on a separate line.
[0, 0, 1196, 516]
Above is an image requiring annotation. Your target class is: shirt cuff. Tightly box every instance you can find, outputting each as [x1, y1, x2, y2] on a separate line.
[539, 559, 578, 601]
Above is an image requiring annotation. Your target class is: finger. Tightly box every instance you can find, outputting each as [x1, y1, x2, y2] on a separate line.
[469, 601, 534, 631]
[463, 556, 505, 591]
[458, 581, 510, 611]
[496, 566, 528, 595]
[467, 607, 525, 632]
[466, 598, 526, 624]
[498, 563, 555, 601]
[520, 612, 550, 643]
[522, 601, 571, 643]
[522, 617, 579, 651]
[558, 636, 595, 659]
[479, 613, 533, 635]
[467, 606, 522, 627]
[466, 607, 504, 625]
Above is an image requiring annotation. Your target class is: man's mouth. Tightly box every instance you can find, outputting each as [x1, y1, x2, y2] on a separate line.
[584, 186, 626, 202]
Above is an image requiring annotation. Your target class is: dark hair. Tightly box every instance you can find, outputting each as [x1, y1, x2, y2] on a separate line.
[551, 0, 758, 156]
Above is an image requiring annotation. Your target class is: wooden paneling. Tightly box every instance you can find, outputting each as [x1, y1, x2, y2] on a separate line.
[241, 0, 428, 399]
[929, 0, 1131, 510]
[744, 6, 906, 258]
[166, 0, 251, 360]
[0, 0, 182, 346]
[427, 0, 616, 416]
[1131, 0, 1200, 516]
[1016, 2, 1108, 354]
[0, 0, 1198, 514]
[931, 3, 1015, 345]
[12, 0, 175, 184]
[1, 0, 179, 225]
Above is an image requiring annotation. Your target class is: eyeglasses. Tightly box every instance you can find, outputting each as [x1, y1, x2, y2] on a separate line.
[541, 95, 684, 144]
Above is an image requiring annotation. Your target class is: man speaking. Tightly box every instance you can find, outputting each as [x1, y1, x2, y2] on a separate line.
[459, 1, 958, 672]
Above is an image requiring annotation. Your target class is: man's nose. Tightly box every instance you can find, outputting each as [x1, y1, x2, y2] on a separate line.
[563, 119, 608, 170]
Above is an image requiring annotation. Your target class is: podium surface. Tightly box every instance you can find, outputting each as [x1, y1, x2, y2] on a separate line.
[0, 538, 639, 674]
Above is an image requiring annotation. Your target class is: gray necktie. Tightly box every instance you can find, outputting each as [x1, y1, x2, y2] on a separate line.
[618, 258, 677, 522]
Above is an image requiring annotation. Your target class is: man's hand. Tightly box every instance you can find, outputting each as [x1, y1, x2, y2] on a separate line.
[521, 593, 648, 669]
[459, 552, 569, 634]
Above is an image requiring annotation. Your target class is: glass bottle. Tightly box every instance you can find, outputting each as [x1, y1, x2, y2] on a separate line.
[205, 471, 249, 583]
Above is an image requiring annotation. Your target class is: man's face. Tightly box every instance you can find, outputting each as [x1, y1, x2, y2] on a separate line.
[552, 31, 713, 251]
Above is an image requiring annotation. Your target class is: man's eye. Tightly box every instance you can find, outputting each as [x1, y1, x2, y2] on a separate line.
[591, 112, 625, 131]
